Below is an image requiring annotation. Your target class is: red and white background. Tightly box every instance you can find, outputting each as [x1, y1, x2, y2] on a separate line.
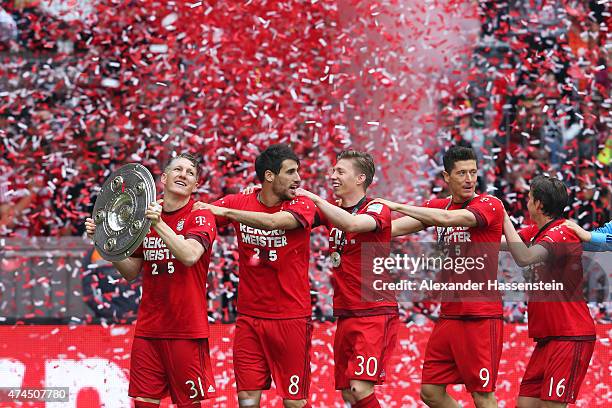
[0, 0, 610, 407]
[0, 323, 610, 407]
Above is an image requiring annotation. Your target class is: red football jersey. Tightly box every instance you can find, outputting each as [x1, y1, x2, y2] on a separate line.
[134, 199, 216, 338]
[213, 192, 316, 319]
[319, 198, 397, 317]
[518, 220, 596, 340]
[425, 194, 503, 318]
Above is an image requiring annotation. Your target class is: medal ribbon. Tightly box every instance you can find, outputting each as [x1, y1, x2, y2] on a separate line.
[333, 196, 368, 257]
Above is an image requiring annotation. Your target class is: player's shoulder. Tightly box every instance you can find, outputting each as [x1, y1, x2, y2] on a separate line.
[518, 223, 538, 240]
[423, 196, 450, 208]
[473, 194, 504, 210]
[543, 222, 579, 243]
[217, 192, 252, 207]
[284, 195, 316, 209]
[364, 200, 389, 216]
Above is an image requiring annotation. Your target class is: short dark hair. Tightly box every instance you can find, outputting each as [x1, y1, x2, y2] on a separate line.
[255, 144, 299, 182]
[530, 175, 568, 218]
[164, 153, 200, 176]
[337, 150, 376, 189]
[442, 145, 477, 173]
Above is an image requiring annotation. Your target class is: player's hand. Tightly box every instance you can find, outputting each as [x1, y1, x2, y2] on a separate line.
[192, 201, 206, 211]
[145, 201, 163, 226]
[295, 187, 318, 201]
[194, 202, 227, 217]
[241, 184, 261, 195]
[370, 198, 398, 211]
[85, 217, 96, 239]
[563, 220, 592, 242]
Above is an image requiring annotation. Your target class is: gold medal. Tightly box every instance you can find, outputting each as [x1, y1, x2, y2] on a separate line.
[330, 251, 341, 267]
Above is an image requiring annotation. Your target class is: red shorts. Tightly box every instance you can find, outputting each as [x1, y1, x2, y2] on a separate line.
[128, 337, 216, 407]
[233, 315, 313, 400]
[334, 314, 399, 390]
[519, 339, 595, 403]
[422, 318, 503, 392]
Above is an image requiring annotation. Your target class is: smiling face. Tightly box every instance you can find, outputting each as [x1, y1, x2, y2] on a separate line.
[161, 157, 198, 198]
[443, 159, 477, 202]
[269, 159, 301, 200]
[330, 158, 365, 198]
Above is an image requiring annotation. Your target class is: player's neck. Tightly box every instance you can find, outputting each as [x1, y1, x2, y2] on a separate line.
[339, 190, 366, 207]
[258, 188, 282, 207]
[534, 213, 554, 229]
[162, 194, 190, 212]
[450, 192, 476, 204]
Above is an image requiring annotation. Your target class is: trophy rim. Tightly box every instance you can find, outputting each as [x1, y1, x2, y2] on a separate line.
[92, 163, 156, 262]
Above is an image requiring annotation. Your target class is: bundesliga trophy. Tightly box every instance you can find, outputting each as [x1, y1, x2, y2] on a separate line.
[91, 163, 157, 261]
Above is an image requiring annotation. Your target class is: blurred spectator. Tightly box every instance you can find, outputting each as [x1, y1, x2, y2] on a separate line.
[81, 248, 140, 324]
[0, 5, 17, 43]
[569, 165, 611, 229]
[0, 164, 43, 236]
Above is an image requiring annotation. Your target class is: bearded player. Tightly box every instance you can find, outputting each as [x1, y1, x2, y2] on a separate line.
[296, 150, 398, 408]
[502, 175, 595, 408]
[197, 144, 315, 408]
[377, 146, 504, 408]
[85, 153, 217, 408]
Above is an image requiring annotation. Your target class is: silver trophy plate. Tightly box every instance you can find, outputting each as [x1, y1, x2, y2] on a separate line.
[92, 163, 156, 261]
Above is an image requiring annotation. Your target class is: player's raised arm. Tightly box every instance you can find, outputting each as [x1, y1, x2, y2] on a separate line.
[296, 188, 376, 233]
[146, 202, 209, 266]
[390, 215, 425, 237]
[374, 198, 478, 228]
[564, 219, 612, 252]
[502, 211, 548, 266]
[84, 217, 142, 281]
[198, 202, 302, 230]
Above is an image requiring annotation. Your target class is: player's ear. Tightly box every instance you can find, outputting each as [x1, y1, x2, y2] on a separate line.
[161, 172, 168, 185]
[264, 169, 275, 183]
[356, 173, 366, 186]
[534, 199, 543, 213]
[442, 171, 450, 184]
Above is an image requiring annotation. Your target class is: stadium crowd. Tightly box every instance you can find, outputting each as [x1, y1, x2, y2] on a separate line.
[0, 0, 609, 324]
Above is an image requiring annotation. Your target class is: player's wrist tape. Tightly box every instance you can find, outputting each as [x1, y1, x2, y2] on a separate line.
[239, 399, 258, 406]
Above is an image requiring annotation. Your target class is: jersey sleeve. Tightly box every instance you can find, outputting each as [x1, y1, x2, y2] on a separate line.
[184, 209, 217, 251]
[583, 241, 612, 252]
[282, 197, 316, 229]
[590, 220, 612, 244]
[363, 202, 391, 232]
[466, 195, 504, 228]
